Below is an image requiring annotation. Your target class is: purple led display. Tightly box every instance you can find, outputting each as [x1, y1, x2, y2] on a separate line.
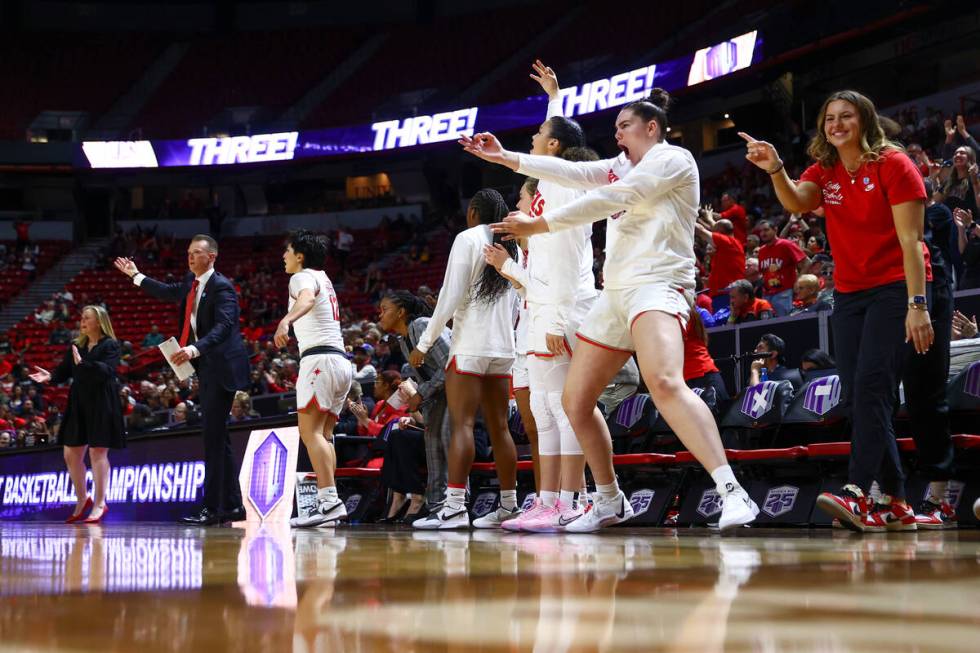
[77, 32, 761, 169]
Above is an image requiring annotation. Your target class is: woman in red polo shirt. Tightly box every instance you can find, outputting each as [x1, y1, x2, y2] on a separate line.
[740, 90, 932, 533]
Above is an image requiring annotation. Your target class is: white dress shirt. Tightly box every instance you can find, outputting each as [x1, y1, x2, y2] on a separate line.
[133, 267, 215, 358]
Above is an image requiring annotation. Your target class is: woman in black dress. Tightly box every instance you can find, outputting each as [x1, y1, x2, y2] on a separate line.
[30, 305, 126, 523]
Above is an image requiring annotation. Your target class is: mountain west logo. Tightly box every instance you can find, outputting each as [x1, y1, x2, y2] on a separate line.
[629, 489, 655, 517]
[762, 485, 799, 518]
[922, 480, 965, 509]
[697, 489, 723, 518]
[803, 375, 841, 415]
[344, 493, 362, 515]
[472, 492, 498, 517]
[615, 394, 649, 429]
[964, 362, 980, 399]
[740, 380, 779, 419]
[521, 493, 537, 512]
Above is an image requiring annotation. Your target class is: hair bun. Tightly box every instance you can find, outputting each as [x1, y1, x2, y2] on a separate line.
[646, 88, 672, 112]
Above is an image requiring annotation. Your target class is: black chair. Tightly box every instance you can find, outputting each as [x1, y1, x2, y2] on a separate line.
[608, 393, 655, 454]
[720, 380, 795, 448]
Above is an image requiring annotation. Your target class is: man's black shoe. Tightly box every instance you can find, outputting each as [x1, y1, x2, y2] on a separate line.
[222, 506, 247, 523]
[179, 507, 223, 526]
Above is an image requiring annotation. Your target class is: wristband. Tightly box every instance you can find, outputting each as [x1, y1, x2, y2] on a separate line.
[767, 161, 784, 175]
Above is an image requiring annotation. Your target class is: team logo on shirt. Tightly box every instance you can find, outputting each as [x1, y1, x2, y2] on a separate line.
[822, 181, 843, 205]
[607, 169, 626, 220]
[529, 190, 545, 218]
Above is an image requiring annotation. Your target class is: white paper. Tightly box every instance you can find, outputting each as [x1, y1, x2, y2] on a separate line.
[158, 337, 195, 381]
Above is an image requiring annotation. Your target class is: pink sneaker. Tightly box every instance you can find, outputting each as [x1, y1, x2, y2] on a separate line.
[523, 501, 586, 533]
[520, 502, 562, 533]
[502, 499, 546, 532]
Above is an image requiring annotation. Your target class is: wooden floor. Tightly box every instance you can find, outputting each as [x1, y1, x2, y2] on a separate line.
[1, 522, 979, 652]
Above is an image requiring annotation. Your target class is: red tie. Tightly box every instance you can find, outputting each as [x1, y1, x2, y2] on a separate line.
[179, 279, 200, 347]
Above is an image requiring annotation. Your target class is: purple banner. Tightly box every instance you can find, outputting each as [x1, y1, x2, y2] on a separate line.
[77, 31, 761, 169]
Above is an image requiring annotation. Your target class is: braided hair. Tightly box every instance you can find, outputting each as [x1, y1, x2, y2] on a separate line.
[470, 188, 517, 305]
[383, 290, 432, 324]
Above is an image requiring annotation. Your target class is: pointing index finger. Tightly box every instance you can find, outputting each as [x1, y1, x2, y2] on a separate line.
[737, 132, 757, 144]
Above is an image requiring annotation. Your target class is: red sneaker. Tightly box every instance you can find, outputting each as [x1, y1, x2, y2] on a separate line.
[914, 499, 958, 530]
[817, 484, 869, 532]
[865, 499, 917, 532]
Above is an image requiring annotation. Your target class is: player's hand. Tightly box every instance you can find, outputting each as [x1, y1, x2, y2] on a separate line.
[409, 349, 425, 368]
[738, 132, 782, 173]
[273, 320, 290, 348]
[71, 344, 82, 365]
[28, 366, 51, 384]
[906, 307, 934, 354]
[483, 244, 512, 270]
[113, 257, 139, 278]
[491, 211, 548, 240]
[530, 59, 559, 100]
[406, 392, 422, 412]
[169, 347, 195, 366]
[459, 132, 507, 164]
[545, 333, 568, 356]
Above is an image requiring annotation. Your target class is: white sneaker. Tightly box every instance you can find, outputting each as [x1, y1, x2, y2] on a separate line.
[472, 505, 522, 529]
[290, 497, 347, 528]
[413, 504, 471, 530]
[718, 492, 759, 531]
[564, 491, 634, 533]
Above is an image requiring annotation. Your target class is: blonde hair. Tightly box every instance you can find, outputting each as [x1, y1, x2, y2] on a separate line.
[74, 305, 117, 347]
[806, 90, 905, 168]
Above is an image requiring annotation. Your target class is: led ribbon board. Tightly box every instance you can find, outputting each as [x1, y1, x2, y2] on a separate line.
[78, 31, 759, 168]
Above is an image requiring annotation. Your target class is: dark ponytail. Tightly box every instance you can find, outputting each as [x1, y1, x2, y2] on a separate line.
[545, 116, 585, 155]
[469, 188, 517, 305]
[384, 290, 432, 324]
[624, 87, 672, 141]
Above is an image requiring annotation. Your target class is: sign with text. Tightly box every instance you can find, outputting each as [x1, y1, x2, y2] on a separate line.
[78, 32, 760, 168]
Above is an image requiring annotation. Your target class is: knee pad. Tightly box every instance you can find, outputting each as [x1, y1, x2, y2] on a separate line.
[530, 390, 561, 456]
[547, 390, 583, 455]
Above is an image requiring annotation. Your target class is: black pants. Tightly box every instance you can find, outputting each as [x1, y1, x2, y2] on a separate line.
[687, 371, 730, 401]
[903, 280, 955, 481]
[380, 428, 427, 495]
[199, 378, 242, 512]
[832, 282, 908, 498]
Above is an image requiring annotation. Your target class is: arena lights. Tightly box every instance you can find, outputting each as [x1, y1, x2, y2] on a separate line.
[77, 31, 760, 168]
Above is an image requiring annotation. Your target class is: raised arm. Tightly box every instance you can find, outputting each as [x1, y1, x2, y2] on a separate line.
[114, 256, 185, 302]
[739, 132, 822, 214]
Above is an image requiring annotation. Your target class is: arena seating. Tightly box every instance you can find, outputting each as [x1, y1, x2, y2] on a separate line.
[0, 240, 72, 308]
[0, 34, 166, 140]
[135, 27, 368, 138]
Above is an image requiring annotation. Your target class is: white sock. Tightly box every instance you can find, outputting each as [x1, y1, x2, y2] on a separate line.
[595, 479, 620, 502]
[559, 490, 577, 509]
[927, 481, 948, 505]
[710, 465, 743, 497]
[540, 490, 559, 507]
[317, 486, 338, 502]
[446, 486, 467, 511]
[500, 489, 518, 510]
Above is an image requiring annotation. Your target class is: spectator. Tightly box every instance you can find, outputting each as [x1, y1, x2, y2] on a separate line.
[728, 279, 773, 324]
[35, 300, 56, 325]
[790, 274, 832, 315]
[695, 213, 744, 312]
[229, 391, 260, 422]
[748, 334, 803, 391]
[0, 430, 11, 448]
[169, 402, 189, 426]
[352, 345, 377, 387]
[713, 192, 749, 244]
[142, 325, 165, 348]
[744, 257, 763, 296]
[349, 371, 408, 437]
[335, 381, 374, 436]
[683, 308, 729, 400]
[800, 348, 836, 375]
[953, 207, 980, 289]
[756, 219, 808, 316]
